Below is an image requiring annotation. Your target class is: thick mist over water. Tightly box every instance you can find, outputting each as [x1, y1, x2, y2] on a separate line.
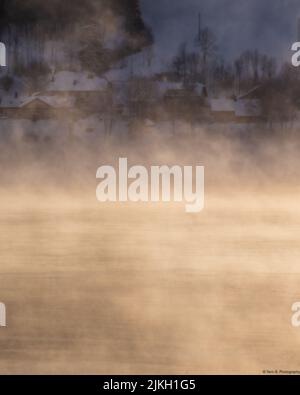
[0, 122, 300, 195]
[0, 123, 300, 374]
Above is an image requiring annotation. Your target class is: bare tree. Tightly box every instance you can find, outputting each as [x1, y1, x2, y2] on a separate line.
[172, 42, 188, 82]
[195, 27, 217, 84]
[234, 50, 277, 91]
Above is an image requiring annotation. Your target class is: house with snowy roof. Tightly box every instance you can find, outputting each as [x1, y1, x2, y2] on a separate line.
[158, 80, 207, 119]
[0, 70, 114, 119]
[0, 90, 76, 120]
[44, 70, 110, 114]
[18, 94, 76, 120]
[209, 98, 236, 122]
[210, 94, 262, 123]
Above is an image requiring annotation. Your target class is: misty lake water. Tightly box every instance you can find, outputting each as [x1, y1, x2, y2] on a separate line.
[0, 191, 300, 374]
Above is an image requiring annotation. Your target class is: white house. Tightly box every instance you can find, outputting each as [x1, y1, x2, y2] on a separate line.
[209, 97, 262, 123]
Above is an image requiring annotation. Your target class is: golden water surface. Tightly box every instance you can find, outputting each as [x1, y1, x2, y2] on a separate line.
[0, 191, 299, 374]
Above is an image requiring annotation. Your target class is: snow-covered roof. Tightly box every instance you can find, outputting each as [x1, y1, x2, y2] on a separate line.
[210, 97, 262, 117]
[210, 98, 236, 112]
[20, 94, 75, 109]
[235, 99, 262, 117]
[0, 90, 76, 109]
[46, 71, 108, 92]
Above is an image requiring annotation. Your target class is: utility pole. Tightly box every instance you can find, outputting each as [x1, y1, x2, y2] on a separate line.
[195, 12, 202, 46]
[198, 13, 201, 43]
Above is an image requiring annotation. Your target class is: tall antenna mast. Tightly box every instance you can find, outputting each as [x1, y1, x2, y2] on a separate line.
[198, 12, 201, 42]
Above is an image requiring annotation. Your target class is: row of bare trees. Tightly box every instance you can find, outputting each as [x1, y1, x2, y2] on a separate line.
[171, 37, 277, 93]
[163, 15, 300, 127]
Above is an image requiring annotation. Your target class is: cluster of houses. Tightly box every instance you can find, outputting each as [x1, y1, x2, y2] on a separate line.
[0, 71, 108, 120]
[0, 68, 263, 124]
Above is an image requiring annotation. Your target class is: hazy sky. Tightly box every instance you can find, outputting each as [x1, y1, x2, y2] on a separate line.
[140, 0, 300, 65]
